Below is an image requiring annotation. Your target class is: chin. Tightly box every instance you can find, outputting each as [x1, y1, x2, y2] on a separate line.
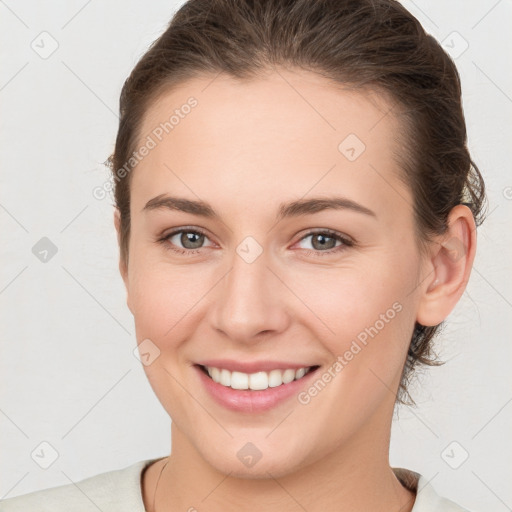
[198, 438, 312, 480]
[209, 455, 299, 480]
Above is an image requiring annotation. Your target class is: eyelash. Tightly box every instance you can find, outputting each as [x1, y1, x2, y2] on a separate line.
[157, 227, 354, 258]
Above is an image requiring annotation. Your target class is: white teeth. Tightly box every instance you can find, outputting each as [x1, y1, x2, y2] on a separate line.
[295, 367, 306, 379]
[249, 371, 268, 390]
[203, 365, 313, 390]
[230, 371, 249, 390]
[268, 369, 283, 388]
[282, 369, 295, 384]
[211, 367, 221, 383]
[220, 369, 231, 387]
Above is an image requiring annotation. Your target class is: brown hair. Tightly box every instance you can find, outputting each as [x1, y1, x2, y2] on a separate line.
[107, 0, 487, 404]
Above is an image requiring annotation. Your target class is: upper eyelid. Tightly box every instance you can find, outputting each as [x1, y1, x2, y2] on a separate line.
[297, 228, 352, 241]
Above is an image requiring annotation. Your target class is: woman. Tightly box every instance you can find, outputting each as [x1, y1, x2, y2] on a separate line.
[1, 0, 487, 510]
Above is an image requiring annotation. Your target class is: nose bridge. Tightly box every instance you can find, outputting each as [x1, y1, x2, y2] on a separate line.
[211, 238, 288, 341]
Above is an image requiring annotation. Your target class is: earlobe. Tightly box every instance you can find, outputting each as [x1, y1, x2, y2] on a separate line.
[416, 205, 477, 327]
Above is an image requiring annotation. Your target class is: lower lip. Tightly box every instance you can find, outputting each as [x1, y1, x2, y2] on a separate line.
[194, 365, 319, 413]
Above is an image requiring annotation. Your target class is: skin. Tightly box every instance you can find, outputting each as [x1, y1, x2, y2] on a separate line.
[114, 68, 476, 511]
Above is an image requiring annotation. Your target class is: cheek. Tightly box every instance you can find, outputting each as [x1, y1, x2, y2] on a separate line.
[127, 261, 207, 421]
[291, 253, 419, 399]
[293, 262, 412, 343]
[289, 270, 416, 439]
[130, 268, 194, 339]
[127, 253, 221, 359]
[127, 226, 420, 348]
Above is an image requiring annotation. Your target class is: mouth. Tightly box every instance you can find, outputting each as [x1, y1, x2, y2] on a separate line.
[196, 364, 320, 391]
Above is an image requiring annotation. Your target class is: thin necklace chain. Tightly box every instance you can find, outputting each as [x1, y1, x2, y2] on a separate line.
[152, 457, 169, 512]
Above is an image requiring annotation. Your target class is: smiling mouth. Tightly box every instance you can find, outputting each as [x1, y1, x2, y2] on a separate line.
[197, 364, 320, 391]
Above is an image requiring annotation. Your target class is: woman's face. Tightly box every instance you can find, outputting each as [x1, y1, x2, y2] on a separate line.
[119, 69, 429, 478]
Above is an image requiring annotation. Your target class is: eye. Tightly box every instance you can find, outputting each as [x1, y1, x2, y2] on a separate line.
[157, 227, 354, 257]
[157, 227, 214, 255]
[295, 229, 353, 257]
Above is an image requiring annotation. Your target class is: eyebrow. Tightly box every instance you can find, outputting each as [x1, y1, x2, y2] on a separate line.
[142, 194, 377, 220]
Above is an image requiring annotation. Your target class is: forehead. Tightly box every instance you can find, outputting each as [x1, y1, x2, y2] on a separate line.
[131, 69, 411, 221]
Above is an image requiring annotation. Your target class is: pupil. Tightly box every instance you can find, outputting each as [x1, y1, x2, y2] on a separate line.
[183, 232, 202, 249]
[313, 234, 334, 250]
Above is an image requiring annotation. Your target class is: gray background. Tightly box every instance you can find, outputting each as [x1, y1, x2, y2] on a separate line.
[1, 1, 511, 509]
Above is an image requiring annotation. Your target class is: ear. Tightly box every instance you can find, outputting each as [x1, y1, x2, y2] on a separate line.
[113, 208, 130, 297]
[416, 204, 477, 327]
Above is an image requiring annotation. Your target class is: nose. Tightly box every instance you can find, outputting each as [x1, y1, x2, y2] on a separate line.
[210, 246, 290, 344]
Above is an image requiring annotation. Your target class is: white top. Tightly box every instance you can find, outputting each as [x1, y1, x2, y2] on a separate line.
[0, 458, 473, 511]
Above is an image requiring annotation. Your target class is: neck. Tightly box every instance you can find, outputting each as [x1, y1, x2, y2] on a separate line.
[145, 417, 416, 512]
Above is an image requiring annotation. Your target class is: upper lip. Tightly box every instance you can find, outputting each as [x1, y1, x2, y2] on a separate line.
[196, 359, 317, 374]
